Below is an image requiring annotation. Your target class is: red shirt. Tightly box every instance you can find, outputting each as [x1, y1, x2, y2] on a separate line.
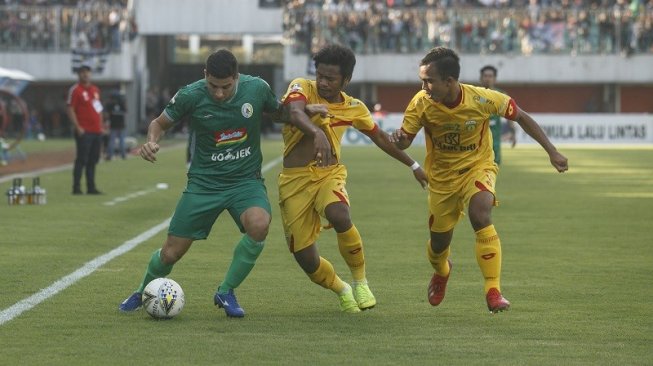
[67, 83, 103, 133]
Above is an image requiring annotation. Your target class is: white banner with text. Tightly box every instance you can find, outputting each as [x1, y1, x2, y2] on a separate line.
[342, 113, 653, 146]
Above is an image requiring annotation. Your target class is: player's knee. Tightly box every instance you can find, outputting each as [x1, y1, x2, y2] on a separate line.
[468, 211, 492, 231]
[246, 220, 270, 242]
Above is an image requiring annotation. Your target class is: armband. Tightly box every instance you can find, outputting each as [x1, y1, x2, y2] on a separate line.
[410, 161, 420, 171]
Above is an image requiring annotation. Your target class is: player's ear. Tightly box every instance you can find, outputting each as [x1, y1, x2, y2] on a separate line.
[342, 77, 351, 89]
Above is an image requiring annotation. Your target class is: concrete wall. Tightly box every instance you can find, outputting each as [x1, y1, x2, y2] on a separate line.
[284, 48, 653, 84]
[134, 0, 282, 35]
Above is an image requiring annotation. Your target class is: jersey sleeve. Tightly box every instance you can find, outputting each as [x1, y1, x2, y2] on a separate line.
[401, 92, 425, 139]
[258, 78, 281, 113]
[351, 102, 378, 136]
[282, 78, 309, 105]
[163, 87, 194, 123]
[491, 90, 518, 120]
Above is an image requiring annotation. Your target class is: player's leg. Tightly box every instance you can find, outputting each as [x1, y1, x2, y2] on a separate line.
[320, 168, 375, 310]
[293, 244, 359, 313]
[72, 132, 88, 194]
[466, 168, 510, 313]
[427, 189, 463, 306]
[119, 235, 193, 312]
[279, 167, 359, 313]
[85, 133, 102, 194]
[119, 190, 220, 312]
[215, 181, 271, 317]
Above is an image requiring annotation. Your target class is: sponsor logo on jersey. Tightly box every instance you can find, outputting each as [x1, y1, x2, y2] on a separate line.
[214, 128, 247, 146]
[290, 83, 303, 92]
[241, 103, 253, 118]
[465, 120, 477, 131]
[211, 147, 252, 162]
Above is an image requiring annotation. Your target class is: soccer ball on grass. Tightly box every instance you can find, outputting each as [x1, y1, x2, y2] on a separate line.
[142, 278, 185, 319]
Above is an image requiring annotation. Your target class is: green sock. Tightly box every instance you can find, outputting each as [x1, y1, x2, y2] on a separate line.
[136, 249, 173, 293]
[218, 235, 264, 294]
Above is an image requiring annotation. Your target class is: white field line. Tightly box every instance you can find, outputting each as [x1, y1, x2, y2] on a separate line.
[0, 155, 282, 326]
[104, 188, 158, 206]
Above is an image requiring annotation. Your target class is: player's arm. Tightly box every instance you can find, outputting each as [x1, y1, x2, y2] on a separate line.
[367, 128, 428, 189]
[140, 113, 173, 163]
[286, 99, 333, 166]
[512, 106, 568, 172]
[389, 127, 415, 150]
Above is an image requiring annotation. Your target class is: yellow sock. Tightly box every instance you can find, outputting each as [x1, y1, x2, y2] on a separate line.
[337, 225, 366, 282]
[308, 257, 347, 294]
[475, 224, 502, 293]
[427, 241, 451, 276]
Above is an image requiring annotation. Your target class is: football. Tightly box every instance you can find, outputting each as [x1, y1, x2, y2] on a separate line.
[142, 278, 185, 319]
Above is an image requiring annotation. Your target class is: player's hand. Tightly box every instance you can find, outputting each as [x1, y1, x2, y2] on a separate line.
[305, 104, 330, 118]
[389, 128, 412, 144]
[313, 130, 333, 167]
[550, 151, 568, 173]
[412, 167, 428, 190]
[140, 141, 160, 163]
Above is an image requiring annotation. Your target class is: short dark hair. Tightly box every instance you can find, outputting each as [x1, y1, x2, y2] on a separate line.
[206, 49, 238, 79]
[480, 65, 498, 77]
[313, 44, 356, 81]
[420, 47, 460, 81]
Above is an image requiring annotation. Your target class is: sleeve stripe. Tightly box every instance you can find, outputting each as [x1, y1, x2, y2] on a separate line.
[329, 120, 353, 128]
[504, 98, 518, 120]
[283, 92, 307, 104]
[360, 123, 379, 137]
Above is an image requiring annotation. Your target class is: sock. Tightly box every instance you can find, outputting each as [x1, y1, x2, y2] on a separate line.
[475, 224, 502, 293]
[137, 249, 173, 293]
[307, 257, 347, 294]
[218, 234, 264, 294]
[337, 225, 366, 282]
[427, 241, 451, 277]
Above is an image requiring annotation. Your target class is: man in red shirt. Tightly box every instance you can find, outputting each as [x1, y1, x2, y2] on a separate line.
[67, 64, 105, 194]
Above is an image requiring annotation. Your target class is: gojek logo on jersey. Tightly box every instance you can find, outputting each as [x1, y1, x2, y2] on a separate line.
[211, 147, 252, 162]
[214, 128, 247, 146]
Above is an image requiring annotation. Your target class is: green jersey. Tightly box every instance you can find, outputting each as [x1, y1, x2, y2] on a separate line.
[488, 88, 506, 165]
[164, 74, 280, 191]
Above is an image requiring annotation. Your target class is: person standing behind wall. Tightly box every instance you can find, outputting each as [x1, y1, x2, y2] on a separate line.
[67, 64, 104, 195]
[105, 91, 127, 160]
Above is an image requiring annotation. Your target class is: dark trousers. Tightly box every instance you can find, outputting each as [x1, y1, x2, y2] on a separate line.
[73, 132, 102, 192]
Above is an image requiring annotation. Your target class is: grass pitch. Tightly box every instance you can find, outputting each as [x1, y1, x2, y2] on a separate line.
[1, 140, 651, 365]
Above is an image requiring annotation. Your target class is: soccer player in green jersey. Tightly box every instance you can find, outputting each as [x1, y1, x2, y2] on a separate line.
[480, 65, 516, 165]
[118, 49, 295, 318]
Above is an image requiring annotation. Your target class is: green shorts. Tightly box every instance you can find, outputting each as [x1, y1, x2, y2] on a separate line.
[168, 179, 271, 240]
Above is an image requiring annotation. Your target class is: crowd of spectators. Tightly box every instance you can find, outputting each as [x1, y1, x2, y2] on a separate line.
[284, 0, 653, 55]
[0, 0, 134, 52]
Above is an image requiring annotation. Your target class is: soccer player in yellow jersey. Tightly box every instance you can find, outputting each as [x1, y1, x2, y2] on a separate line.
[391, 47, 568, 313]
[279, 44, 428, 313]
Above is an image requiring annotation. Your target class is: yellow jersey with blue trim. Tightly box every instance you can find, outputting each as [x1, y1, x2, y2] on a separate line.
[281, 78, 378, 161]
[401, 83, 517, 183]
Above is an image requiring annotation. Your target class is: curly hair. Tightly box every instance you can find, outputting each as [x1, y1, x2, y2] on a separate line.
[313, 44, 356, 81]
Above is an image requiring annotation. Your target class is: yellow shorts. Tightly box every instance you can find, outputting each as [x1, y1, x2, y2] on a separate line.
[428, 164, 498, 233]
[278, 164, 349, 253]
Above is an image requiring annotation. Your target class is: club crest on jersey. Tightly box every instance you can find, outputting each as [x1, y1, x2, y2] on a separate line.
[241, 103, 253, 118]
[465, 120, 477, 131]
[290, 83, 303, 92]
[215, 128, 247, 146]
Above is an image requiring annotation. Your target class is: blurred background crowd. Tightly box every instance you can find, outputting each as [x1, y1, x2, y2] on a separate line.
[0, 0, 134, 52]
[284, 0, 653, 56]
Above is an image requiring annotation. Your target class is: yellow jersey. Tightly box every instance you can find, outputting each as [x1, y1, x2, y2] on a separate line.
[401, 83, 517, 183]
[281, 78, 378, 161]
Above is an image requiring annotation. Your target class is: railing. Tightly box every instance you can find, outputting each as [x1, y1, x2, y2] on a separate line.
[284, 5, 653, 55]
[0, 5, 134, 52]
